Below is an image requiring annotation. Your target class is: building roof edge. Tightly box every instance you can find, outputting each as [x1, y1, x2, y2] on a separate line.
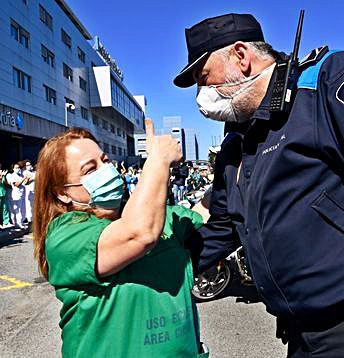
[55, 0, 92, 40]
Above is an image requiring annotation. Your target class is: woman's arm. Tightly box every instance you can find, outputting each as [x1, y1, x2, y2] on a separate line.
[97, 120, 182, 277]
[12, 175, 28, 187]
[0, 170, 6, 181]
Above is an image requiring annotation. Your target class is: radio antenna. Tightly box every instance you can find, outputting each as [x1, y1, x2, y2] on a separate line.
[291, 10, 305, 62]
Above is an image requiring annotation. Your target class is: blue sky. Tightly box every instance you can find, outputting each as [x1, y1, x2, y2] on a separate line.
[67, 0, 343, 159]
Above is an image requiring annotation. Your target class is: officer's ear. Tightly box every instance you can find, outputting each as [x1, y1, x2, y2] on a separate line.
[232, 41, 252, 76]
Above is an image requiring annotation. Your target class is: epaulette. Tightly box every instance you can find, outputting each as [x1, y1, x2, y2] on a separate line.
[298, 48, 339, 90]
[299, 46, 329, 71]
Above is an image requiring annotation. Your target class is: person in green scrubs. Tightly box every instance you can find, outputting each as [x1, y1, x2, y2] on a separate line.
[33, 124, 209, 358]
[0, 164, 11, 228]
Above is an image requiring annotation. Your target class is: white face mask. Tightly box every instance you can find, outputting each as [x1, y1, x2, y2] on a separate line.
[196, 64, 275, 123]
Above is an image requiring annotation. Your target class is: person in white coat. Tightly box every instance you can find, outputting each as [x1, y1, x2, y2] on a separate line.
[22, 160, 35, 225]
[7, 163, 28, 229]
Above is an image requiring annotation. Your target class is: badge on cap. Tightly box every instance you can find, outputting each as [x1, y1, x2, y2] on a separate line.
[336, 81, 344, 105]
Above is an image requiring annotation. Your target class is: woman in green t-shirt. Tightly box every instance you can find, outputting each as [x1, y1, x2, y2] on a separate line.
[33, 124, 209, 358]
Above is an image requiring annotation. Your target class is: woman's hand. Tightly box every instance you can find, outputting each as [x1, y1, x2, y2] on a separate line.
[145, 119, 182, 166]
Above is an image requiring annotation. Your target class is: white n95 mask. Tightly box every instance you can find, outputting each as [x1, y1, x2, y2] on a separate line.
[196, 63, 274, 122]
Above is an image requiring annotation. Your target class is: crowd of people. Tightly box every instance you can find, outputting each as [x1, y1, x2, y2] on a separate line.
[0, 157, 210, 232]
[113, 159, 212, 206]
[170, 161, 212, 205]
[0, 160, 35, 230]
[117, 161, 142, 196]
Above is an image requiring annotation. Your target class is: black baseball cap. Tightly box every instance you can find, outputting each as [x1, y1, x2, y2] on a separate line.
[173, 13, 265, 88]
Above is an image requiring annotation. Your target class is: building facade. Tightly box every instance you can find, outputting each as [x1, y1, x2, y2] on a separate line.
[162, 116, 186, 158]
[0, 0, 144, 167]
[133, 95, 147, 159]
[163, 116, 181, 131]
[133, 133, 147, 159]
[184, 128, 199, 161]
[162, 116, 200, 161]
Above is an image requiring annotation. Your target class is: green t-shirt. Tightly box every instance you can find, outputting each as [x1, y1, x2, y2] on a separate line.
[46, 205, 208, 358]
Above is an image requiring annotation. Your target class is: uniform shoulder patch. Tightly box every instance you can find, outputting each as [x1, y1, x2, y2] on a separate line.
[298, 50, 339, 90]
[336, 81, 344, 105]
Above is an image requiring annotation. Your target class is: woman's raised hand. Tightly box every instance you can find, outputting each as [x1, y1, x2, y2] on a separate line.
[145, 119, 182, 166]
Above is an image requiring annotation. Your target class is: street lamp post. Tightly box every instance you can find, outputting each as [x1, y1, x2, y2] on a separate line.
[65, 103, 75, 127]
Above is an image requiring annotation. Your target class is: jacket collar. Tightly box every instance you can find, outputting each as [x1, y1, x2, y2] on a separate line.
[250, 67, 277, 123]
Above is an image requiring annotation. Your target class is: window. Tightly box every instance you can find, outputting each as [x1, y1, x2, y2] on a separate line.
[13, 67, 31, 92]
[110, 124, 115, 133]
[111, 145, 117, 155]
[63, 63, 73, 82]
[22, 0, 28, 4]
[79, 77, 87, 91]
[92, 114, 99, 126]
[129, 102, 135, 120]
[81, 106, 88, 120]
[117, 128, 121, 136]
[111, 80, 118, 108]
[39, 4, 53, 30]
[10, 19, 30, 48]
[124, 94, 130, 117]
[102, 120, 108, 130]
[61, 28, 72, 49]
[103, 143, 109, 153]
[43, 85, 56, 104]
[118, 147, 122, 156]
[65, 97, 75, 114]
[20, 29, 30, 48]
[77, 47, 85, 63]
[10, 21, 19, 41]
[41, 44, 55, 67]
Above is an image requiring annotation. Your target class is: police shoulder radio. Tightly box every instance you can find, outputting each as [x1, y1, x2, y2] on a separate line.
[269, 10, 305, 114]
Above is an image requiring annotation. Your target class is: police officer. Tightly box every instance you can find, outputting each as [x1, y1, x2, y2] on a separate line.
[174, 13, 344, 357]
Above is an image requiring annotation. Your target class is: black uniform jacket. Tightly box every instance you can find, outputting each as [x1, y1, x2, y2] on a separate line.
[189, 50, 344, 322]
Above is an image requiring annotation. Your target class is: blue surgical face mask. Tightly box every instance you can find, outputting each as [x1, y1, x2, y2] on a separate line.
[65, 163, 124, 209]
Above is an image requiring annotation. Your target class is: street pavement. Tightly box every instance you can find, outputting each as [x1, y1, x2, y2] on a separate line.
[0, 231, 287, 358]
